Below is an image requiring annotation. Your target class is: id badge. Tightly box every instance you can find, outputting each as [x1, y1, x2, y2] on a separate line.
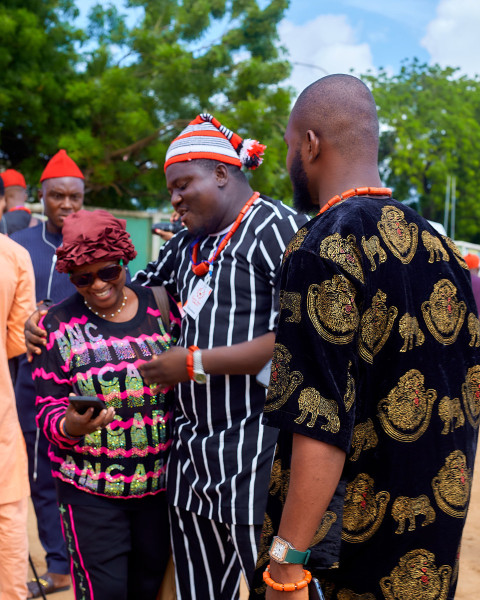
[184, 279, 213, 318]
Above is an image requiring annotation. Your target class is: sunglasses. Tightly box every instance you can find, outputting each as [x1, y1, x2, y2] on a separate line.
[69, 264, 123, 288]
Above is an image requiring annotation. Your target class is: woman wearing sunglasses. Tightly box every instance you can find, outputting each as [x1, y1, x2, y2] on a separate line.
[31, 209, 181, 600]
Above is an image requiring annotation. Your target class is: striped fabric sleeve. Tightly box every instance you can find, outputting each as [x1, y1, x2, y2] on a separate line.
[133, 233, 183, 294]
[32, 316, 81, 449]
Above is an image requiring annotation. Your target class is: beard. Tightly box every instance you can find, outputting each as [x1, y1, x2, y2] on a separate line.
[290, 150, 316, 213]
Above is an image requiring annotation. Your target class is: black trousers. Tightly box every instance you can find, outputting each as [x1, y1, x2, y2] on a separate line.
[59, 494, 170, 600]
[170, 505, 262, 600]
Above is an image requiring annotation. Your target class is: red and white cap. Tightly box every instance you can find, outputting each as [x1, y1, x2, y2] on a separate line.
[164, 113, 266, 172]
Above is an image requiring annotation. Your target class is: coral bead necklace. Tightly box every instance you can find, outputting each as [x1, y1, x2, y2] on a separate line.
[318, 186, 392, 215]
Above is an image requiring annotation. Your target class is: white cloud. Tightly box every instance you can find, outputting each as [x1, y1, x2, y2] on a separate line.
[421, 0, 480, 77]
[278, 14, 375, 95]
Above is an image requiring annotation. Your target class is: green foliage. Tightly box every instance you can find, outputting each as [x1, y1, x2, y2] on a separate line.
[364, 60, 480, 242]
[0, 0, 294, 210]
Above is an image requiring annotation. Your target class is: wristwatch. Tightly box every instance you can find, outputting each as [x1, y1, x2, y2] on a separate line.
[192, 349, 207, 384]
[269, 536, 311, 565]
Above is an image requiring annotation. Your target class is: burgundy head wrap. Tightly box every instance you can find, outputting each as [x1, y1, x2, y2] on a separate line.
[56, 209, 137, 273]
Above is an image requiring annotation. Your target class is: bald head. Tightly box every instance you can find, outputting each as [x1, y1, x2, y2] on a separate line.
[291, 74, 379, 163]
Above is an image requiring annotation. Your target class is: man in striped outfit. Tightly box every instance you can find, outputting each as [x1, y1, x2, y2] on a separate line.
[136, 114, 308, 600]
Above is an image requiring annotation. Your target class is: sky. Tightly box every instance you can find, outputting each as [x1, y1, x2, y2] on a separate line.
[75, 0, 480, 94]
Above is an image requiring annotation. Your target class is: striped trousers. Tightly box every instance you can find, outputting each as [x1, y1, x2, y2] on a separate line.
[170, 505, 262, 600]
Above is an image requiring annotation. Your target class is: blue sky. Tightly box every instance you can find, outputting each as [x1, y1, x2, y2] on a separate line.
[76, 0, 480, 93]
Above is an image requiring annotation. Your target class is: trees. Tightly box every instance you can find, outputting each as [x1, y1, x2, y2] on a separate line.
[0, 0, 293, 209]
[365, 61, 480, 242]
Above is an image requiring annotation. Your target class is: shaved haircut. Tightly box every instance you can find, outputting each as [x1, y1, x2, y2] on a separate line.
[292, 74, 380, 163]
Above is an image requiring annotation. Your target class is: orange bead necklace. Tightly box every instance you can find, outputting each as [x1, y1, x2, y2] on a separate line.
[318, 186, 392, 215]
[190, 191, 260, 277]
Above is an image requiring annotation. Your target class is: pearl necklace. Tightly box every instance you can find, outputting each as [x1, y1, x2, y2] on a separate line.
[84, 291, 127, 319]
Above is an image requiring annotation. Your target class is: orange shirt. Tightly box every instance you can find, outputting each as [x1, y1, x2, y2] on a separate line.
[0, 234, 35, 504]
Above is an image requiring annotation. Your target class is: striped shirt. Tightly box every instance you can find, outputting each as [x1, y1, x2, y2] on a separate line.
[134, 195, 308, 524]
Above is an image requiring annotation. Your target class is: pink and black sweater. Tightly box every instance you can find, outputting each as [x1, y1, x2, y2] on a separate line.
[32, 285, 181, 500]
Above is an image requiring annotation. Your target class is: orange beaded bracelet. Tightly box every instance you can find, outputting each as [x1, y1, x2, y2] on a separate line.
[263, 564, 312, 592]
[186, 345, 199, 380]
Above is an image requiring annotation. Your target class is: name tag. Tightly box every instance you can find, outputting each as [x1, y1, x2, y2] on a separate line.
[184, 279, 213, 319]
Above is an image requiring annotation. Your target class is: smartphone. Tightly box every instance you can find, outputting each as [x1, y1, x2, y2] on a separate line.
[256, 360, 272, 388]
[309, 578, 326, 600]
[69, 396, 107, 418]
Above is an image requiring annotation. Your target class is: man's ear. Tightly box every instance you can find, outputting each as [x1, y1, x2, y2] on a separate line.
[37, 188, 43, 203]
[214, 163, 229, 188]
[306, 130, 321, 163]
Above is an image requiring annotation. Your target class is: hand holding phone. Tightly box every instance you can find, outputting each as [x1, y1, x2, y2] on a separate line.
[65, 395, 115, 438]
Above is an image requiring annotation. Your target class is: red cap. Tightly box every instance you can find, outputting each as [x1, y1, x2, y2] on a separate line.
[1, 169, 27, 188]
[464, 253, 480, 270]
[40, 149, 84, 183]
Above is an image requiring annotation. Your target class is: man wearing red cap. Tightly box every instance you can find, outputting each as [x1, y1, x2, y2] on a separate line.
[0, 169, 39, 234]
[11, 150, 84, 598]
[131, 113, 309, 599]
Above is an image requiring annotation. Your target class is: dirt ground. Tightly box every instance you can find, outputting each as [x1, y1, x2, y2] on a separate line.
[28, 453, 480, 600]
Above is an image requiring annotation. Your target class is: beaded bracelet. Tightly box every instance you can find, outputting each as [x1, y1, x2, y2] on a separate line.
[59, 417, 81, 441]
[263, 564, 312, 592]
[186, 345, 199, 380]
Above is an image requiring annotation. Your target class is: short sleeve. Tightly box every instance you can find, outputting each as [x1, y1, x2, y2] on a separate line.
[263, 245, 363, 453]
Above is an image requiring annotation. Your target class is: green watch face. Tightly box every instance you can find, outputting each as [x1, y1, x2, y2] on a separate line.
[194, 372, 207, 384]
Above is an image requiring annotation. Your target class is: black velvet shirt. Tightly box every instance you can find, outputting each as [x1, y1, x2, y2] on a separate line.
[250, 196, 480, 600]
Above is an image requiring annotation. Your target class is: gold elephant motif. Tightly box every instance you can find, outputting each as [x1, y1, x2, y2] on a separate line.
[319, 232, 364, 283]
[310, 511, 337, 546]
[342, 473, 390, 543]
[377, 206, 418, 264]
[432, 450, 471, 518]
[307, 276, 360, 345]
[461, 365, 480, 428]
[359, 290, 398, 363]
[422, 279, 466, 345]
[438, 396, 465, 435]
[264, 344, 303, 412]
[399, 313, 425, 353]
[269, 458, 290, 504]
[468, 313, 480, 347]
[421, 231, 449, 264]
[344, 361, 356, 412]
[295, 388, 340, 432]
[279, 291, 301, 323]
[283, 226, 308, 263]
[391, 494, 436, 535]
[361, 234, 387, 272]
[349, 419, 378, 462]
[380, 549, 452, 600]
[442, 237, 469, 270]
[377, 369, 436, 442]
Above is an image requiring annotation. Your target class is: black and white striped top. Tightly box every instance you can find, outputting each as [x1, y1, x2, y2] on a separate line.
[134, 195, 308, 524]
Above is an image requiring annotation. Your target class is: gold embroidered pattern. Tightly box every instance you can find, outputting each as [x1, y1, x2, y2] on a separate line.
[377, 206, 418, 264]
[310, 511, 337, 546]
[399, 313, 425, 353]
[279, 291, 301, 323]
[359, 290, 398, 363]
[295, 387, 340, 432]
[350, 419, 378, 462]
[283, 226, 308, 263]
[338, 591, 376, 600]
[438, 396, 465, 435]
[422, 231, 449, 264]
[362, 234, 387, 272]
[307, 276, 359, 345]
[269, 458, 289, 504]
[468, 313, 480, 347]
[391, 495, 436, 535]
[254, 512, 274, 576]
[264, 344, 303, 412]
[380, 549, 452, 600]
[341, 473, 390, 543]
[461, 365, 480, 428]
[344, 361, 355, 412]
[319, 233, 364, 283]
[442, 236, 469, 270]
[432, 450, 471, 518]
[378, 370, 436, 442]
[422, 279, 466, 345]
